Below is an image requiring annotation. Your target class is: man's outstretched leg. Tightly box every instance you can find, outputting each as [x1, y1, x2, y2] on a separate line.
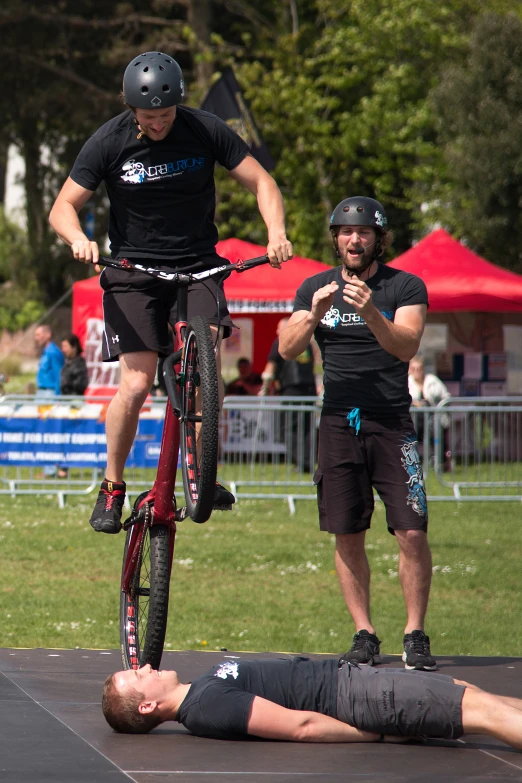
[461, 683, 522, 750]
[90, 351, 158, 534]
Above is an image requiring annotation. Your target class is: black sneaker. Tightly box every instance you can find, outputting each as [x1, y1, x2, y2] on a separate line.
[213, 482, 235, 510]
[403, 630, 437, 671]
[89, 479, 126, 534]
[339, 629, 381, 666]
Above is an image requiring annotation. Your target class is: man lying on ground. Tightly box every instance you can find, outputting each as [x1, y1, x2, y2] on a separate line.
[102, 656, 522, 749]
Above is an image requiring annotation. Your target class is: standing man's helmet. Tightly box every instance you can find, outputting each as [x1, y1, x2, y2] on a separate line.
[123, 52, 184, 109]
[329, 197, 388, 233]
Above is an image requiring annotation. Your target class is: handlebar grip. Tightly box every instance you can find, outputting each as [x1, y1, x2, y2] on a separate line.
[233, 254, 270, 272]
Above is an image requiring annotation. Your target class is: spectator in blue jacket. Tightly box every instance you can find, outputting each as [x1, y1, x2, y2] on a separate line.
[34, 324, 64, 478]
[35, 325, 64, 395]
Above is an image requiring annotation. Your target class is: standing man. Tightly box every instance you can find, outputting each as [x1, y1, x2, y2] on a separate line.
[279, 197, 435, 671]
[49, 52, 292, 534]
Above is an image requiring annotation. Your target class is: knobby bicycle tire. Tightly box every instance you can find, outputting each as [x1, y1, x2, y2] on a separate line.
[120, 520, 171, 670]
[179, 315, 219, 523]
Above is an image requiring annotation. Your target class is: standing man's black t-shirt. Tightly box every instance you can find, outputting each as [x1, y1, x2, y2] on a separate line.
[177, 657, 339, 739]
[293, 264, 428, 413]
[69, 106, 250, 263]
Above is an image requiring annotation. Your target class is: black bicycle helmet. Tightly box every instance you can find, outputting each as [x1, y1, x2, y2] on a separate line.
[329, 196, 388, 232]
[123, 52, 184, 109]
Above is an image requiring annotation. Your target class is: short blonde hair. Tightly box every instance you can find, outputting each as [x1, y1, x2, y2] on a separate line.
[102, 673, 162, 734]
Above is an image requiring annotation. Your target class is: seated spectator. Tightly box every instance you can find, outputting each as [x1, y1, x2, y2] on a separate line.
[408, 355, 450, 409]
[225, 357, 262, 396]
[60, 334, 89, 396]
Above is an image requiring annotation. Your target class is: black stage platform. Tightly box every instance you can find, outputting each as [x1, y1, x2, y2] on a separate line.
[1, 647, 522, 783]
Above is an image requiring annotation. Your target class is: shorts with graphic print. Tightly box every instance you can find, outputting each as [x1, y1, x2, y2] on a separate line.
[99, 254, 234, 361]
[313, 408, 428, 535]
[337, 664, 464, 739]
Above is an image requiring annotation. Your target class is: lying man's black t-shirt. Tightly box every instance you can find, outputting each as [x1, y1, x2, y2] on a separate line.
[177, 656, 339, 739]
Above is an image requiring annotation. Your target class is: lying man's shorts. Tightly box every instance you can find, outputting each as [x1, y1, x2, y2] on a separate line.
[337, 664, 465, 739]
[100, 253, 234, 361]
[314, 409, 428, 535]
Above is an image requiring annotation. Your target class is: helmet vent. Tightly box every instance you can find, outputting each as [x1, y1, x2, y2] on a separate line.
[141, 86, 149, 94]
[143, 66, 149, 72]
[159, 65, 165, 71]
[162, 84, 170, 93]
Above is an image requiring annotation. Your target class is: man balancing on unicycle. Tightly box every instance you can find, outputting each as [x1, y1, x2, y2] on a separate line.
[49, 51, 292, 534]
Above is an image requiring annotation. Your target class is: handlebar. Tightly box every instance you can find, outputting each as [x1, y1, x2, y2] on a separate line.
[94, 253, 271, 282]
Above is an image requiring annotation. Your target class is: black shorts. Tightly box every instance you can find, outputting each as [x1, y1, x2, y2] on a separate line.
[337, 664, 465, 739]
[99, 253, 234, 361]
[314, 409, 428, 535]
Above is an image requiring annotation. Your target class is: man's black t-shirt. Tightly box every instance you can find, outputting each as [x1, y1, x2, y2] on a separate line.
[177, 656, 339, 739]
[293, 264, 428, 413]
[268, 338, 316, 395]
[70, 107, 250, 263]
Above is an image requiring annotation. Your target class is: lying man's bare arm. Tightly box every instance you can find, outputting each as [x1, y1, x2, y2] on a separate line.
[247, 696, 379, 743]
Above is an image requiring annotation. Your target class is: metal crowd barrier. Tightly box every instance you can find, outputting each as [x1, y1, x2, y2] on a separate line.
[430, 396, 522, 501]
[0, 394, 521, 510]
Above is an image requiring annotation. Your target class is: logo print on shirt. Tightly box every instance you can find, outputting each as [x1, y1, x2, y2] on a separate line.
[321, 307, 341, 329]
[214, 661, 239, 680]
[120, 156, 206, 184]
[321, 305, 395, 328]
[121, 160, 147, 183]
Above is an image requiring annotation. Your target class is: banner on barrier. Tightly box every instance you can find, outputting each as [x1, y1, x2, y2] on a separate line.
[0, 414, 164, 468]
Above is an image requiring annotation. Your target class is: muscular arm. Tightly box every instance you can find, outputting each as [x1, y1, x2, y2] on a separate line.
[247, 696, 379, 743]
[362, 304, 427, 362]
[229, 156, 292, 266]
[49, 178, 99, 263]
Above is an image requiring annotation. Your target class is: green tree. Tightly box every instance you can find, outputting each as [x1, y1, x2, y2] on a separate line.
[420, 12, 522, 272]
[212, 0, 483, 263]
[0, 208, 44, 331]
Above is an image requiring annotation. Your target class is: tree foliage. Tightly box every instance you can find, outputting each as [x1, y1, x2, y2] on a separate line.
[2, 0, 522, 317]
[0, 208, 44, 330]
[213, 0, 484, 262]
[420, 12, 522, 272]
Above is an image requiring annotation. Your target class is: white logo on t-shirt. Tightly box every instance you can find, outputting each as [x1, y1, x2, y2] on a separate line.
[321, 307, 341, 329]
[214, 662, 239, 679]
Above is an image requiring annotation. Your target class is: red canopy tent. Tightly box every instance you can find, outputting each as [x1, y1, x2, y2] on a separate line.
[388, 229, 522, 311]
[71, 238, 331, 376]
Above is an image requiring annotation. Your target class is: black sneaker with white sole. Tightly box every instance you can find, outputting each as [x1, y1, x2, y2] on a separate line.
[339, 629, 381, 666]
[403, 630, 437, 671]
[89, 479, 126, 534]
[213, 482, 235, 510]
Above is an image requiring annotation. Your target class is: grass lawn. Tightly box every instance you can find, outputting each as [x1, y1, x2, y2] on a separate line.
[1, 492, 521, 658]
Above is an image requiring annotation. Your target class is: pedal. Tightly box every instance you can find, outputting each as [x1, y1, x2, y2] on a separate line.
[174, 506, 189, 521]
[123, 490, 152, 530]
